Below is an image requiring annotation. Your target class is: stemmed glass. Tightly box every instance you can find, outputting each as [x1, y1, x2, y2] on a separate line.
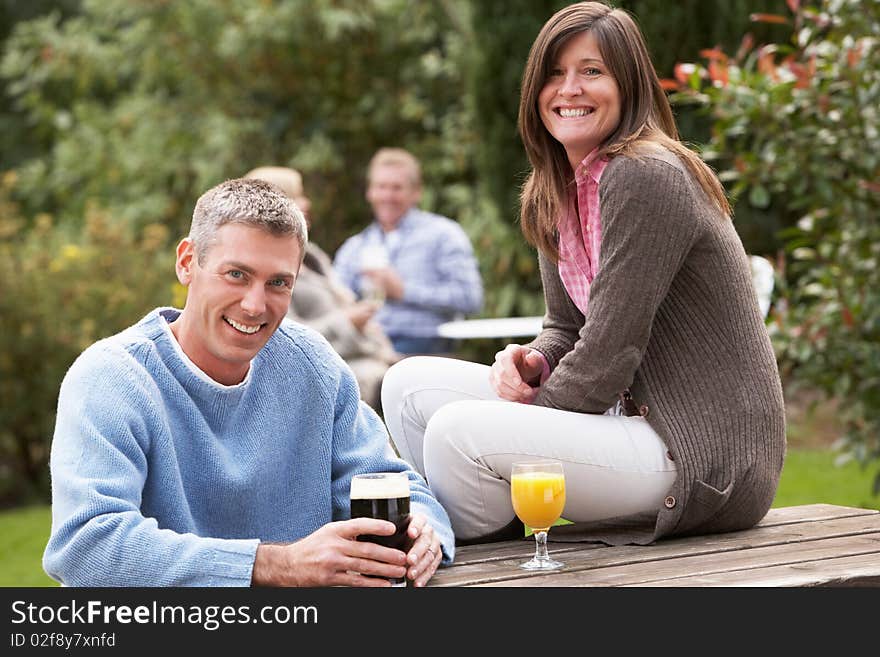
[510, 461, 566, 570]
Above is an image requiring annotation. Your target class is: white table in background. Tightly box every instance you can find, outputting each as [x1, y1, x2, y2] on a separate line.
[437, 316, 544, 340]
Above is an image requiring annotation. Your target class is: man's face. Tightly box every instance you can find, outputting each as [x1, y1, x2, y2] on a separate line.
[365, 164, 421, 231]
[173, 223, 301, 385]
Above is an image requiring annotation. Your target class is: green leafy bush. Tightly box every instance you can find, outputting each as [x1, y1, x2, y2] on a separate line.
[0, 174, 178, 506]
[0, 0, 473, 253]
[671, 0, 880, 490]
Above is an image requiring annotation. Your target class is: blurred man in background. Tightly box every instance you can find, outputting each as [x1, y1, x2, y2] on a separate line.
[333, 148, 483, 355]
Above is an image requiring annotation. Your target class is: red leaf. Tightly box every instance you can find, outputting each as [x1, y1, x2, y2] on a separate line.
[757, 48, 779, 80]
[848, 45, 863, 67]
[786, 0, 800, 13]
[659, 78, 680, 91]
[750, 13, 789, 25]
[708, 60, 729, 86]
[736, 33, 756, 61]
[674, 62, 697, 85]
[788, 60, 811, 89]
[699, 47, 728, 62]
[858, 179, 880, 194]
[842, 307, 854, 328]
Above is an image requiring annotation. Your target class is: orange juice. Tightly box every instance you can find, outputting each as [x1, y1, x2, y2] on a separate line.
[511, 470, 566, 530]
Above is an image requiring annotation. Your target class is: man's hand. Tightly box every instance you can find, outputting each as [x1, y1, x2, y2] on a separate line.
[489, 344, 545, 403]
[403, 513, 443, 588]
[362, 267, 404, 301]
[251, 518, 407, 587]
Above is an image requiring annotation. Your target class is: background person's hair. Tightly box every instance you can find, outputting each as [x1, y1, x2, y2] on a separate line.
[367, 147, 422, 188]
[518, 1, 731, 261]
[243, 166, 304, 200]
[189, 177, 308, 264]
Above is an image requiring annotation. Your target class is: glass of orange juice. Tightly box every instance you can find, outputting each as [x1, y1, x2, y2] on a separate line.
[510, 461, 566, 570]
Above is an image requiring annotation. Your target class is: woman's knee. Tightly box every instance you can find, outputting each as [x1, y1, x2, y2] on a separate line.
[382, 356, 433, 392]
[380, 356, 435, 414]
[422, 400, 486, 466]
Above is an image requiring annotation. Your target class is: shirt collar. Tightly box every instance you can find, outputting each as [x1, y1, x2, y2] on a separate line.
[574, 149, 609, 185]
[371, 207, 417, 236]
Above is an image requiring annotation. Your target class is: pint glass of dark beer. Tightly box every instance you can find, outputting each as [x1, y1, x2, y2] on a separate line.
[350, 472, 412, 587]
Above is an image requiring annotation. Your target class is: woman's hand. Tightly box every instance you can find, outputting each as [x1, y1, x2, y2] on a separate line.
[489, 343, 545, 403]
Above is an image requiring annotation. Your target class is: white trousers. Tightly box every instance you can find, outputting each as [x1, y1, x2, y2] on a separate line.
[381, 356, 677, 541]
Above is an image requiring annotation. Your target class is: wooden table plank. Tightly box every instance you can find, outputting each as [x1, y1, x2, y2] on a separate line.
[452, 504, 876, 564]
[481, 533, 880, 587]
[754, 503, 877, 526]
[630, 553, 880, 587]
[432, 505, 880, 588]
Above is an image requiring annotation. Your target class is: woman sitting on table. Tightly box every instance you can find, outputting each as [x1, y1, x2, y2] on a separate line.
[381, 0, 785, 546]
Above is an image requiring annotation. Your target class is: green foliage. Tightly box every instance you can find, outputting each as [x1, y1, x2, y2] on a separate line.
[0, 0, 480, 499]
[453, 1, 561, 364]
[672, 0, 880, 490]
[468, 0, 566, 223]
[0, 0, 80, 171]
[3, 0, 872, 499]
[0, 175, 178, 505]
[0, 0, 473, 251]
[621, 0, 790, 78]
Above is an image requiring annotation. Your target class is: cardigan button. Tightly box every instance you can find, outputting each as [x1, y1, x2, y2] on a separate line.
[664, 495, 676, 509]
[666, 450, 674, 461]
[639, 404, 649, 417]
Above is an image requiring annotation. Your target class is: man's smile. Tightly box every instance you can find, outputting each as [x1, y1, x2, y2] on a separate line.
[223, 316, 264, 335]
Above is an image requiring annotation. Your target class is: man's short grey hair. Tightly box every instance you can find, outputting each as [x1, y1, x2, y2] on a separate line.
[189, 178, 308, 264]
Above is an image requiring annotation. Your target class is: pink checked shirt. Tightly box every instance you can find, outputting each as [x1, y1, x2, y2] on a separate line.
[558, 152, 609, 314]
[532, 151, 608, 389]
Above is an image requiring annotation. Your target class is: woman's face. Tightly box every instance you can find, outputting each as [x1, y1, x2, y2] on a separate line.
[538, 30, 621, 170]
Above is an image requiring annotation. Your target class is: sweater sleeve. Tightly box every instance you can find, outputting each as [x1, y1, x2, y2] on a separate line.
[42, 345, 259, 587]
[327, 367, 456, 564]
[532, 155, 700, 412]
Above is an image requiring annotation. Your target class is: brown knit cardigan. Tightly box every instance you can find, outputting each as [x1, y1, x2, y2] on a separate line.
[527, 147, 786, 546]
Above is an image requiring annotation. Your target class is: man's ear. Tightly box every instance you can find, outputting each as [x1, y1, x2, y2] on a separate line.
[175, 238, 195, 285]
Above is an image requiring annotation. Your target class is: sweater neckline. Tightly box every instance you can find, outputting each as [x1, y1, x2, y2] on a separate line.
[156, 308, 253, 391]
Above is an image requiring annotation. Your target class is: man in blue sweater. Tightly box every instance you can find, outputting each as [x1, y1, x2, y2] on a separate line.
[43, 178, 454, 587]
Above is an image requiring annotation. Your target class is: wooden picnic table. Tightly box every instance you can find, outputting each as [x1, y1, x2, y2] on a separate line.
[428, 503, 880, 587]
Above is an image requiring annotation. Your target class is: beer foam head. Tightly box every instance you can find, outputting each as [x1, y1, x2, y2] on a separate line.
[350, 473, 410, 499]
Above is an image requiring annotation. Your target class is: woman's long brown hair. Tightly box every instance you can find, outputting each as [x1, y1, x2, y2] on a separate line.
[518, 1, 731, 262]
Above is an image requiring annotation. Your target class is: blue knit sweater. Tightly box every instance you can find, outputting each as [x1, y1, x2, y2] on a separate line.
[43, 308, 454, 586]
